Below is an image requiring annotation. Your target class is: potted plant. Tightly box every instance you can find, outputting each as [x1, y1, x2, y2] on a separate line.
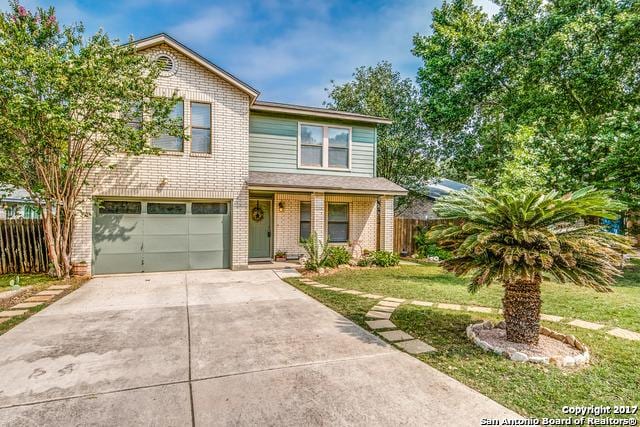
[274, 250, 287, 262]
[71, 260, 89, 277]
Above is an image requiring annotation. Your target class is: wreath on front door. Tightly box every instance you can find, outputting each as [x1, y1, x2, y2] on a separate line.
[251, 206, 264, 222]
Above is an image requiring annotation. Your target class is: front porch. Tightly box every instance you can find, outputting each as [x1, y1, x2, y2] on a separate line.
[247, 191, 396, 262]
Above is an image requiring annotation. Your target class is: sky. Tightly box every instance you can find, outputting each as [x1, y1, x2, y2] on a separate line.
[9, 0, 498, 107]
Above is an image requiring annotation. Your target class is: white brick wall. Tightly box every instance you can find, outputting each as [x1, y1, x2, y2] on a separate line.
[71, 44, 251, 271]
[272, 192, 378, 259]
[379, 195, 394, 251]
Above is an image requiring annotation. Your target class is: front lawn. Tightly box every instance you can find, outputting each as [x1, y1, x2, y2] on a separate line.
[287, 276, 640, 419]
[313, 259, 640, 331]
[0, 273, 56, 291]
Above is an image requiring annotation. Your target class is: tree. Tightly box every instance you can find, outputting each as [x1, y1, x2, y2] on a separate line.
[428, 187, 631, 344]
[0, 2, 181, 278]
[325, 62, 437, 213]
[413, 0, 640, 207]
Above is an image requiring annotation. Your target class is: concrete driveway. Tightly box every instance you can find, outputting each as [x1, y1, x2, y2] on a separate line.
[0, 270, 518, 426]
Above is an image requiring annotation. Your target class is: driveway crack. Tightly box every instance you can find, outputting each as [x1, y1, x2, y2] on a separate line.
[185, 273, 195, 427]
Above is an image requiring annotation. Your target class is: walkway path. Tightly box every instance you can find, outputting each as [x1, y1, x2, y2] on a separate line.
[297, 277, 640, 342]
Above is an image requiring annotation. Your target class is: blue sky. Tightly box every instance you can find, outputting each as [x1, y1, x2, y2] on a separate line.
[11, 0, 497, 106]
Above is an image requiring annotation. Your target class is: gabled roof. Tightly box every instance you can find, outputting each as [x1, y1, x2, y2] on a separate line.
[133, 33, 260, 103]
[251, 101, 393, 125]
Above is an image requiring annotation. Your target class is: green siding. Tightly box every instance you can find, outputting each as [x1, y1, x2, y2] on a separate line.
[249, 113, 376, 177]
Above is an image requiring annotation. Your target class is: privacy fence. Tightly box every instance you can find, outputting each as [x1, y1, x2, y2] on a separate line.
[393, 218, 449, 256]
[0, 219, 49, 274]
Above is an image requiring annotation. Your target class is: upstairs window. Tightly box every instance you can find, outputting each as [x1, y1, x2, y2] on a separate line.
[191, 102, 212, 153]
[152, 100, 184, 152]
[300, 125, 323, 167]
[298, 124, 350, 170]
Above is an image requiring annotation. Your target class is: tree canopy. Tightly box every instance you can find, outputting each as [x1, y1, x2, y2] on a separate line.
[325, 62, 437, 213]
[0, 2, 181, 277]
[413, 0, 640, 207]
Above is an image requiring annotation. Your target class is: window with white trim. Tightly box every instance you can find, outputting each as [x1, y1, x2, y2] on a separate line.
[191, 102, 211, 153]
[299, 124, 350, 170]
[299, 202, 311, 241]
[152, 100, 184, 152]
[327, 203, 349, 242]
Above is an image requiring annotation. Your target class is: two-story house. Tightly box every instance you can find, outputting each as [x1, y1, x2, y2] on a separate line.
[71, 34, 406, 274]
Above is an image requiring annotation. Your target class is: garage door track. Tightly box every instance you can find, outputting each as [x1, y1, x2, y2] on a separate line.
[0, 270, 518, 425]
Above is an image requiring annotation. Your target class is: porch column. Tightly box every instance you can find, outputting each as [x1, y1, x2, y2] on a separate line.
[379, 195, 394, 252]
[311, 192, 325, 242]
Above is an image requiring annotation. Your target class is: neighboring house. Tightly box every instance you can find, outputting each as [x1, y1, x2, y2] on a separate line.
[72, 34, 406, 275]
[0, 188, 40, 220]
[398, 179, 469, 220]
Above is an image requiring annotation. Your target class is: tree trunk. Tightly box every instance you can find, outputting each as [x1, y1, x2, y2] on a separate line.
[502, 278, 542, 344]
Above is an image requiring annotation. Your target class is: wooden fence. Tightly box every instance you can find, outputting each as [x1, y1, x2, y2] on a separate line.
[394, 218, 448, 256]
[0, 219, 49, 274]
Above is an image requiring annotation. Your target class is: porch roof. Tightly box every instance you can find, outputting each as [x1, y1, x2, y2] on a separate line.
[247, 171, 407, 196]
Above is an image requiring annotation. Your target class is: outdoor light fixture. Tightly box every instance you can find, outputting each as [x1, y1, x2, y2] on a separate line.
[278, 201, 285, 212]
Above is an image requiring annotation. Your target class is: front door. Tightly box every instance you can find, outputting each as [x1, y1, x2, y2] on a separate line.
[249, 199, 271, 260]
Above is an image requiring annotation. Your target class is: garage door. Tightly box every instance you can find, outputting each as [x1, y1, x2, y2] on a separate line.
[93, 200, 230, 274]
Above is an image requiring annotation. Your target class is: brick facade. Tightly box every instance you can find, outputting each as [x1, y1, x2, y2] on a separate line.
[271, 192, 378, 259]
[71, 43, 251, 271]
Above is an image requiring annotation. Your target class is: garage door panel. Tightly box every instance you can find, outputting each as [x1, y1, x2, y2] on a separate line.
[94, 236, 144, 254]
[143, 235, 190, 253]
[94, 254, 144, 274]
[189, 216, 226, 233]
[144, 217, 189, 235]
[144, 252, 190, 272]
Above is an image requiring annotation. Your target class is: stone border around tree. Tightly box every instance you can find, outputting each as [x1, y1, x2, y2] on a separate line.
[466, 321, 590, 367]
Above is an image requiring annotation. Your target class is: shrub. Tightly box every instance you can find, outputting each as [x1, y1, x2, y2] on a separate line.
[300, 232, 330, 271]
[414, 227, 452, 260]
[324, 246, 351, 268]
[358, 250, 400, 267]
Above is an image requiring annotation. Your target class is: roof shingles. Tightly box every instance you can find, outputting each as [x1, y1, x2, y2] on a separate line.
[247, 171, 407, 195]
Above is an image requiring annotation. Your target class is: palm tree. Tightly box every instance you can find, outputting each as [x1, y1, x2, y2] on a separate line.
[428, 187, 631, 344]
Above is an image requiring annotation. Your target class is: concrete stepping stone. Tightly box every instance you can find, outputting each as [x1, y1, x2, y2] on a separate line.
[377, 300, 401, 308]
[437, 303, 462, 311]
[25, 295, 54, 302]
[540, 313, 563, 322]
[0, 318, 8, 324]
[48, 284, 71, 290]
[379, 330, 414, 342]
[366, 310, 392, 320]
[467, 306, 492, 313]
[371, 305, 396, 313]
[37, 290, 63, 296]
[325, 287, 344, 291]
[607, 328, 640, 341]
[11, 302, 43, 309]
[366, 319, 396, 330]
[568, 319, 604, 330]
[395, 339, 436, 354]
[310, 284, 329, 288]
[0, 310, 28, 318]
[411, 300, 434, 307]
[361, 294, 384, 299]
[384, 297, 405, 303]
[341, 290, 364, 295]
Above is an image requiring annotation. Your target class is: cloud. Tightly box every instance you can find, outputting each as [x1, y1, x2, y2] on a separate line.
[169, 5, 243, 45]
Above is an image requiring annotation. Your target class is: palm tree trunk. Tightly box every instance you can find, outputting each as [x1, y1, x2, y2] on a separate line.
[502, 278, 541, 344]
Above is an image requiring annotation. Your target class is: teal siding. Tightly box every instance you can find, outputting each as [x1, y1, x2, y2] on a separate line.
[249, 113, 376, 177]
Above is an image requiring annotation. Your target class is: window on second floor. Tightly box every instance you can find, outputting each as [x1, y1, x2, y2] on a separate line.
[299, 124, 350, 170]
[191, 102, 211, 153]
[152, 100, 184, 152]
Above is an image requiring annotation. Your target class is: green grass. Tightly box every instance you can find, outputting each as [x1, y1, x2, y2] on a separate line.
[0, 273, 56, 291]
[313, 259, 640, 331]
[287, 278, 640, 419]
